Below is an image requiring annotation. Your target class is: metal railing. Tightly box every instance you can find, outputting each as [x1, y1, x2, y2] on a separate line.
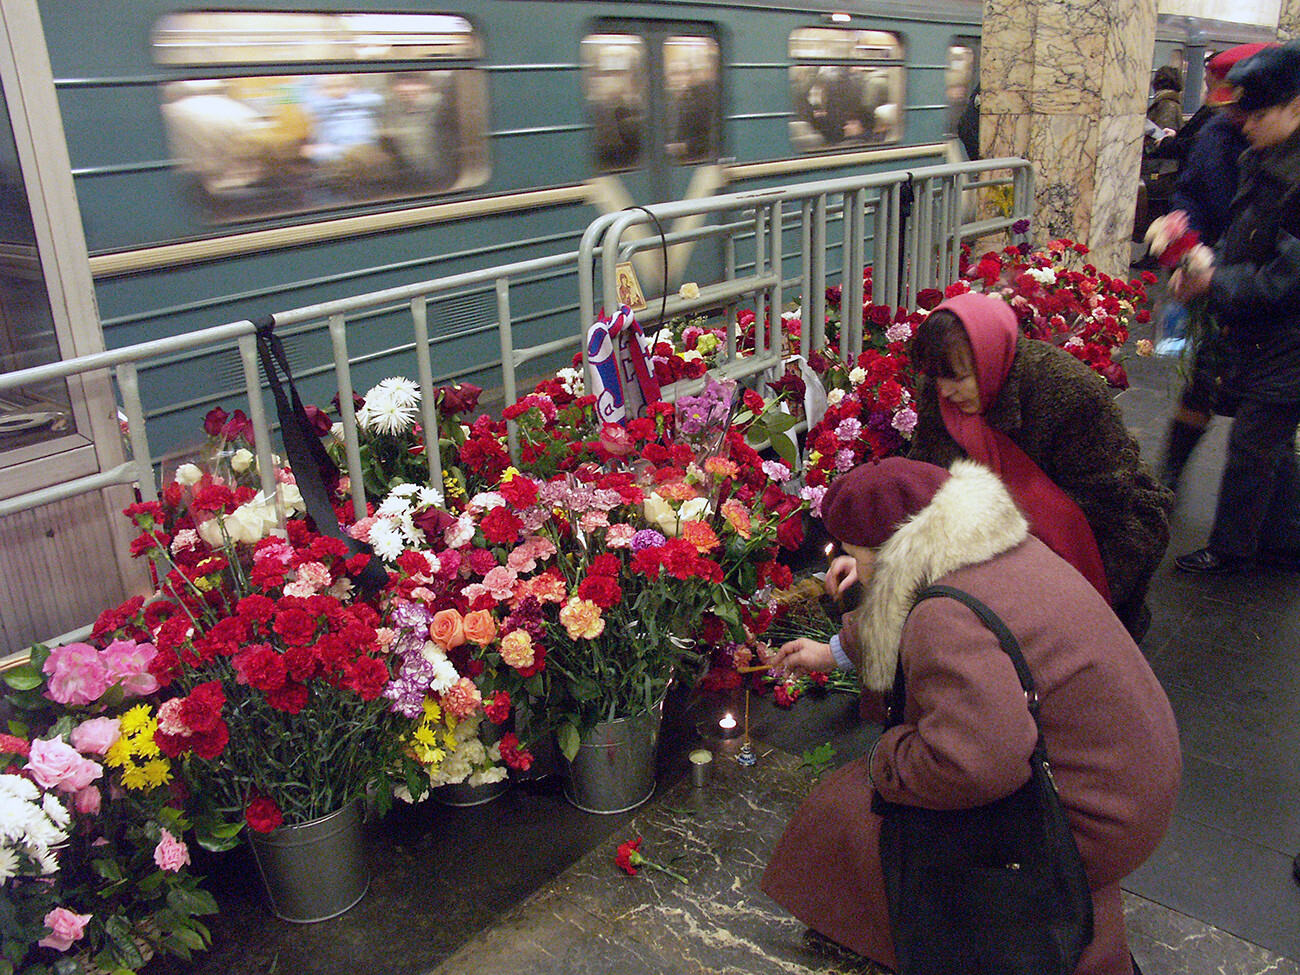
[0, 156, 1032, 655]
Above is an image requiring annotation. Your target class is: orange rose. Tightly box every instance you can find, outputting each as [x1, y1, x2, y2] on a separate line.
[429, 608, 465, 650]
[462, 610, 498, 647]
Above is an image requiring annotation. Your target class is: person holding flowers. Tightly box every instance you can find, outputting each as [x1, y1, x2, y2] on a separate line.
[1170, 43, 1300, 574]
[894, 291, 1172, 638]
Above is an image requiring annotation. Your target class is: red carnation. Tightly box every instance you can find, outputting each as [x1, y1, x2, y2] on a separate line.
[0, 733, 30, 758]
[496, 476, 539, 509]
[480, 506, 523, 546]
[273, 608, 320, 647]
[245, 796, 283, 834]
[484, 690, 511, 723]
[179, 681, 226, 733]
[498, 732, 534, 771]
[233, 644, 287, 692]
[615, 837, 643, 876]
[342, 656, 390, 701]
[188, 719, 230, 761]
[265, 681, 309, 714]
[578, 574, 622, 609]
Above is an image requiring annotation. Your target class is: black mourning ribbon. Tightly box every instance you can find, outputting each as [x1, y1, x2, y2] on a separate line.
[254, 317, 388, 596]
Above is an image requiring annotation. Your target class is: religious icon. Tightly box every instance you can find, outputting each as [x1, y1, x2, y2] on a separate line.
[616, 261, 647, 311]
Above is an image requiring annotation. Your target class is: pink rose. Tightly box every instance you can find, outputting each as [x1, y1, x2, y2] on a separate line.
[42, 643, 110, 706]
[74, 785, 102, 815]
[99, 639, 159, 698]
[153, 829, 191, 872]
[26, 737, 103, 793]
[70, 717, 120, 757]
[38, 907, 92, 951]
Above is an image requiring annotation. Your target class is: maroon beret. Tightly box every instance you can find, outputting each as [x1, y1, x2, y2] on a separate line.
[822, 457, 951, 549]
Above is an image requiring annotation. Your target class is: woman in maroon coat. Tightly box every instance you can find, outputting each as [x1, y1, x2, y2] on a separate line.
[763, 457, 1181, 975]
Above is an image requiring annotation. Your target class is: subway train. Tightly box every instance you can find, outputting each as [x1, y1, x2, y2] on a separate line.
[2, 1, 1278, 463]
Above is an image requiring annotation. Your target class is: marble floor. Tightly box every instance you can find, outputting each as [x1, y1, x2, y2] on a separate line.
[163, 326, 1300, 975]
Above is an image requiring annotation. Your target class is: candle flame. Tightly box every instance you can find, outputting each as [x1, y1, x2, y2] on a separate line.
[719, 713, 737, 730]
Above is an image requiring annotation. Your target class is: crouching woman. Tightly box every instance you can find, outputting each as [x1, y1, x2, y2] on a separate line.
[762, 457, 1180, 975]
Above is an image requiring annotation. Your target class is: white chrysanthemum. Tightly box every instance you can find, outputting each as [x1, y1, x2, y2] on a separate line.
[371, 377, 421, 409]
[357, 399, 417, 435]
[42, 793, 70, 829]
[0, 846, 18, 882]
[389, 483, 420, 497]
[417, 485, 444, 508]
[367, 519, 406, 560]
[0, 775, 39, 802]
[377, 494, 414, 518]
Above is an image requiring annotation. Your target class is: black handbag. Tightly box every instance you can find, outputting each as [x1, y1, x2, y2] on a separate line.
[872, 584, 1094, 975]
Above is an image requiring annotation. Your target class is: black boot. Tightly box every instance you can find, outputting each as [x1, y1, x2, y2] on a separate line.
[1159, 418, 1207, 491]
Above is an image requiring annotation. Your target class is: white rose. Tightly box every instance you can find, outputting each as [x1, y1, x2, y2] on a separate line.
[679, 496, 711, 523]
[826, 389, 846, 405]
[644, 492, 679, 535]
[174, 463, 203, 486]
[679, 282, 700, 300]
[848, 367, 868, 385]
[230, 448, 254, 473]
[277, 482, 305, 515]
[224, 502, 272, 544]
[196, 515, 225, 548]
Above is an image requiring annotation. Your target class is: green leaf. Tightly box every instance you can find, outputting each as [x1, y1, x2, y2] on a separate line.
[1, 664, 43, 692]
[556, 722, 580, 762]
[761, 411, 800, 434]
[93, 858, 125, 882]
[771, 431, 798, 467]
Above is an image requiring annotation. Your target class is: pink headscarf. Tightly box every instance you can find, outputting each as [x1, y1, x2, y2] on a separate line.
[931, 292, 1112, 604]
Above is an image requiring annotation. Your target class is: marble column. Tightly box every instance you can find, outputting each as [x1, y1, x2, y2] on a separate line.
[1281, 0, 1300, 39]
[980, 0, 1159, 277]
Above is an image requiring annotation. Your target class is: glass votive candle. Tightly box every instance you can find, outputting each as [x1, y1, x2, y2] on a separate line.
[689, 748, 713, 787]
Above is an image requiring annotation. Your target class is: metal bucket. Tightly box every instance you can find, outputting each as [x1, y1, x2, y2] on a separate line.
[563, 698, 664, 814]
[433, 776, 509, 807]
[247, 800, 369, 923]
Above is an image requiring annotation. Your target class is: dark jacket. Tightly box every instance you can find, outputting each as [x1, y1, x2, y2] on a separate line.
[761, 462, 1180, 975]
[907, 338, 1173, 620]
[1210, 123, 1300, 403]
[1171, 111, 1250, 246]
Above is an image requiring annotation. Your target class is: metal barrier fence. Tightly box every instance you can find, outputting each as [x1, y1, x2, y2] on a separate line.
[0, 157, 1031, 654]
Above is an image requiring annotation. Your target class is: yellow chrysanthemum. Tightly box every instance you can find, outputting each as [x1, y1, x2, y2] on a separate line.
[132, 730, 161, 760]
[104, 737, 134, 769]
[120, 764, 149, 791]
[118, 704, 152, 737]
[141, 758, 171, 788]
[412, 725, 438, 748]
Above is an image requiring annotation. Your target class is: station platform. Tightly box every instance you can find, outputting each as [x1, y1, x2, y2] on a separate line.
[161, 318, 1300, 975]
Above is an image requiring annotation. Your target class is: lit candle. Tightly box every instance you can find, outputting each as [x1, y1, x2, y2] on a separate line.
[719, 713, 737, 733]
[689, 749, 713, 765]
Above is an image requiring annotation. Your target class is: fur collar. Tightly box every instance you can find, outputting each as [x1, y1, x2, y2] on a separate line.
[855, 460, 1029, 691]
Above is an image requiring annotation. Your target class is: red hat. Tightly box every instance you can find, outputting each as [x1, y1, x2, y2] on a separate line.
[821, 457, 951, 549]
[1206, 42, 1280, 106]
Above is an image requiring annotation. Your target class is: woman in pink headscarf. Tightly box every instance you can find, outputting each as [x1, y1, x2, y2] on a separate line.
[904, 291, 1172, 638]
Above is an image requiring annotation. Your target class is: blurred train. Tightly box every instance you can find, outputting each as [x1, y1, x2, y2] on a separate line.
[2, 1, 1278, 459]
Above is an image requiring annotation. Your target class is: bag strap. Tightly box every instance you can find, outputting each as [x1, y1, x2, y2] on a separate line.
[889, 583, 1051, 760]
[253, 319, 388, 596]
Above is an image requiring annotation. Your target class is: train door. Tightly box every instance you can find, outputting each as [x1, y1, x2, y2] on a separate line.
[581, 20, 724, 292]
[0, 0, 141, 655]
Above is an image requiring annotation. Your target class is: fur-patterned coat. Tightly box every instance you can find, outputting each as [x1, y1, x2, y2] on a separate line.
[907, 336, 1174, 627]
[761, 461, 1181, 975]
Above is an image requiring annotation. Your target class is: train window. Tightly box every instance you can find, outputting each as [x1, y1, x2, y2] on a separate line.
[157, 70, 490, 223]
[788, 28, 905, 151]
[152, 12, 482, 66]
[664, 35, 720, 163]
[582, 34, 648, 172]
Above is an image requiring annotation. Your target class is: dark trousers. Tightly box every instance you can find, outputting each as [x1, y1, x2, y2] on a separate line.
[1208, 398, 1300, 559]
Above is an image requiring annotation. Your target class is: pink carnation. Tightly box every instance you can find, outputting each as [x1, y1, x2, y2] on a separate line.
[441, 677, 482, 719]
[39, 907, 92, 952]
[154, 829, 192, 872]
[42, 643, 110, 706]
[606, 524, 637, 549]
[100, 639, 159, 698]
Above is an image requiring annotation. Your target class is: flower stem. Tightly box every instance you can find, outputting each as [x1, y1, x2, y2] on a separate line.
[646, 860, 687, 884]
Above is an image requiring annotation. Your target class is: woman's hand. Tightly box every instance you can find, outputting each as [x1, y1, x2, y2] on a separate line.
[770, 637, 835, 676]
[824, 555, 858, 599]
